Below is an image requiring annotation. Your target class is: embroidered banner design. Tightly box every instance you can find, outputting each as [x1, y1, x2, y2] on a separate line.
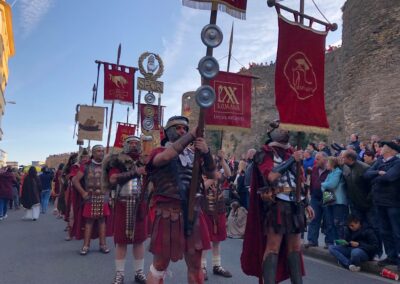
[104, 63, 136, 105]
[77, 105, 105, 141]
[275, 16, 330, 134]
[205, 71, 252, 131]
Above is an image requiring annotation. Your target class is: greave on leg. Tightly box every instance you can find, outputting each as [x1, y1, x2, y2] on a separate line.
[287, 252, 303, 284]
[263, 254, 278, 284]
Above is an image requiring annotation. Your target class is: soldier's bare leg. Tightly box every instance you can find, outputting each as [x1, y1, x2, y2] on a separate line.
[147, 254, 170, 284]
[263, 228, 283, 284]
[286, 233, 303, 284]
[184, 250, 204, 284]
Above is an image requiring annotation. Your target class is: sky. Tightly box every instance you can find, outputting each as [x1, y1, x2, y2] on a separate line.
[1, 0, 345, 165]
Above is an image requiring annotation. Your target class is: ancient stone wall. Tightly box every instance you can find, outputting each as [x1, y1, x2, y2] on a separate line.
[341, 0, 400, 141]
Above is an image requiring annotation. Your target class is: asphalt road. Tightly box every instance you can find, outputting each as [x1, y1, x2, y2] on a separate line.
[0, 207, 395, 284]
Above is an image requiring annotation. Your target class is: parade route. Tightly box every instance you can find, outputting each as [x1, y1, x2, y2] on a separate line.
[0, 206, 394, 284]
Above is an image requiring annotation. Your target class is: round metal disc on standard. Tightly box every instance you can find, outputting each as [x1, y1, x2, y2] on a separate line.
[142, 117, 155, 130]
[201, 24, 223, 48]
[143, 105, 155, 117]
[144, 92, 156, 104]
[195, 85, 216, 108]
[198, 56, 219, 80]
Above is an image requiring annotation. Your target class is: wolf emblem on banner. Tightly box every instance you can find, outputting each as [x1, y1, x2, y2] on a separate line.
[109, 74, 128, 88]
[284, 52, 317, 100]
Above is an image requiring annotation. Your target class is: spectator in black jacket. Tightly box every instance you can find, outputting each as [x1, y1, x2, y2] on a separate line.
[364, 141, 400, 270]
[305, 152, 329, 248]
[329, 215, 379, 272]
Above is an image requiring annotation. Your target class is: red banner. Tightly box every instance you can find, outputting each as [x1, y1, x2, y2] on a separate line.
[139, 104, 164, 131]
[114, 122, 136, 148]
[104, 63, 136, 105]
[275, 16, 330, 134]
[205, 71, 252, 131]
[182, 0, 247, 19]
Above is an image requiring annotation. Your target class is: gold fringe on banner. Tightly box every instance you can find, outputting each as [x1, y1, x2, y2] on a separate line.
[182, 0, 246, 20]
[280, 123, 331, 135]
[206, 125, 251, 132]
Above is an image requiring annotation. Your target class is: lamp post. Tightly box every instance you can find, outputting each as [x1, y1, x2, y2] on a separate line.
[6, 101, 16, 104]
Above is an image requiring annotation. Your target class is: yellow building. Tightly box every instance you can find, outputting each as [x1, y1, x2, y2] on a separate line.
[0, 1, 15, 140]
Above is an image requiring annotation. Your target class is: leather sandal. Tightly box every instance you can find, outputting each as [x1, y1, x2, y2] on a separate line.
[213, 266, 232, 278]
[134, 269, 147, 283]
[80, 246, 90, 255]
[99, 244, 110, 254]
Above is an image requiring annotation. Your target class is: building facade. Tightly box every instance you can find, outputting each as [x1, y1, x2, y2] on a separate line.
[0, 1, 15, 140]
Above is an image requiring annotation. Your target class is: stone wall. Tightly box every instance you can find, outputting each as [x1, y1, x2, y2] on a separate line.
[341, 0, 400, 141]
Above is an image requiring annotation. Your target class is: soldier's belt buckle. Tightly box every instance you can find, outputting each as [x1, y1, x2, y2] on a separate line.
[277, 187, 292, 194]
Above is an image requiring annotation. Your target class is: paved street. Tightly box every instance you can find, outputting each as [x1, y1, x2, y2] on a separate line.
[0, 207, 395, 284]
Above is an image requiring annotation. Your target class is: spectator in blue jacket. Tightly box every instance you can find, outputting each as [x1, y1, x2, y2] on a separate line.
[364, 141, 400, 270]
[39, 167, 54, 214]
[321, 157, 348, 245]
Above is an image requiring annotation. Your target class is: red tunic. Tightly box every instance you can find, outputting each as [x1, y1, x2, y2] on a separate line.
[72, 161, 113, 240]
[110, 168, 148, 245]
[147, 147, 211, 261]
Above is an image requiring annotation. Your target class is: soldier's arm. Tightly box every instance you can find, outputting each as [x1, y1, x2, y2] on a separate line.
[109, 166, 145, 186]
[72, 170, 86, 197]
[152, 132, 196, 167]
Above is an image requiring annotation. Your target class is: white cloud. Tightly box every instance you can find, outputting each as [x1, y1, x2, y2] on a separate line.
[19, 0, 53, 36]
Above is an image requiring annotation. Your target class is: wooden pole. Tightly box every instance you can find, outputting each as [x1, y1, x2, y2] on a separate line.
[218, 22, 235, 150]
[127, 107, 129, 124]
[294, 0, 306, 203]
[88, 84, 97, 150]
[106, 44, 122, 153]
[300, 0, 305, 24]
[187, 3, 218, 235]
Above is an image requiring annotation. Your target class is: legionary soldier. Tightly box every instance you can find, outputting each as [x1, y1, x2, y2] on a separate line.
[103, 135, 148, 284]
[241, 121, 315, 284]
[67, 149, 90, 241]
[72, 144, 111, 255]
[146, 116, 215, 284]
[201, 150, 232, 280]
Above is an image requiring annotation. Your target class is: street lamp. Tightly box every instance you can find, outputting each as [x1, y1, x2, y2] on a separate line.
[6, 101, 16, 104]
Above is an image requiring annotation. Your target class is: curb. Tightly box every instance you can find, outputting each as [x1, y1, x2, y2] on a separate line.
[302, 246, 398, 277]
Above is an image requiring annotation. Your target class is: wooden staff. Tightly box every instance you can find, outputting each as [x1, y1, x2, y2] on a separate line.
[106, 44, 122, 154]
[187, 3, 218, 236]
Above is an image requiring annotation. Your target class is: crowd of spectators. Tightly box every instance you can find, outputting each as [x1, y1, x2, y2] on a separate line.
[0, 165, 57, 222]
[302, 134, 400, 272]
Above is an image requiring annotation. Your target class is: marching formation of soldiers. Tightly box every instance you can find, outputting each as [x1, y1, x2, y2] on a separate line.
[59, 115, 312, 284]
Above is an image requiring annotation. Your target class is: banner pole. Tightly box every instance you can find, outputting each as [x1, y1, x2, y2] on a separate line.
[106, 44, 122, 154]
[187, 2, 218, 236]
[300, 0, 305, 24]
[127, 107, 129, 124]
[218, 22, 235, 150]
[137, 90, 141, 136]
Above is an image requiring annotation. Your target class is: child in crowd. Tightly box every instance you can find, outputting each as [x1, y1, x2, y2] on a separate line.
[328, 215, 379, 272]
